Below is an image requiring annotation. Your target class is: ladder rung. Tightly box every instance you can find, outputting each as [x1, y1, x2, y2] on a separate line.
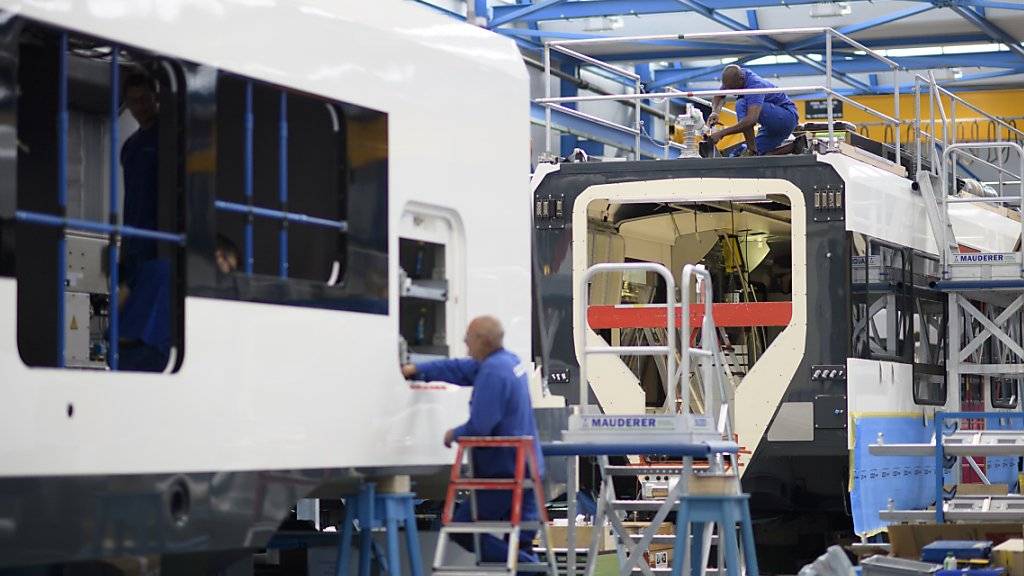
[625, 534, 677, 543]
[432, 565, 512, 569]
[626, 565, 724, 569]
[605, 466, 682, 476]
[611, 500, 671, 511]
[535, 547, 591, 553]
[442, 521, 540, 533]
[452, 479, 534, 489]
[517, 562, 555, 572]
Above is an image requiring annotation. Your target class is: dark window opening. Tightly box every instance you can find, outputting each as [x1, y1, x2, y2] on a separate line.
[851, 234, 948, 405]
[192, 73, 388, 312]
[992, 377, 1020, 409]
[4, 22, 185, 372]
[851, 234, 911, 361]
[913, 367, 946, 406]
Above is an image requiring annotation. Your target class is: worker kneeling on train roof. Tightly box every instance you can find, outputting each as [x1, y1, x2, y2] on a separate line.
[706, 64, 799, 156]
[402, 316, 544, 567]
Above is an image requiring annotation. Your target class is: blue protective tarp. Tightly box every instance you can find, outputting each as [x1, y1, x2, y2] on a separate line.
[980, 417, 1021, 488]
[851, 415, 950, 536]
[852, 415, 1022, 536]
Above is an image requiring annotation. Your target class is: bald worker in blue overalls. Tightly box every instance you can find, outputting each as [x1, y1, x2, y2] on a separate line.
[707, 64, 799, 156]
[402, 316, 544, 570]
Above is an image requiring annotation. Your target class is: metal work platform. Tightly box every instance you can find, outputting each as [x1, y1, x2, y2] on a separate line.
[870, 429, 1024, 457]
[549, 263, 754, 576]
[880, 495, 1024, 524]
[869, 412, 1024, 523]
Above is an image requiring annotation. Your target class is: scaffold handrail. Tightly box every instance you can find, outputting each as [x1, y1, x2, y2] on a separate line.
[539, 26, 905, 161]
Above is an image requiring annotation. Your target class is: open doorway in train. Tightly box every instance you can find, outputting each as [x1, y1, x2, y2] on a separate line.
[578, 190, 794, 417]
[397, 204, 466, 366]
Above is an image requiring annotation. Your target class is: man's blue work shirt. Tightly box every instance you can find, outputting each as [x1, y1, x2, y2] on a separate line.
[120, 124, 159, 281]
[415, 349, 544, 480]
[119, 258, 171, 355]
[732, 68, 797, 112]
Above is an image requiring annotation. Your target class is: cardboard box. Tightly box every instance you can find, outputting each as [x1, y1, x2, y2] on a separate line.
[958, 484, 1010, 496]
[993, 539, 1024, 576]
[544, 524, 616, 552]
[689, 474, 740, 496]
[889, 524, 1023, 561]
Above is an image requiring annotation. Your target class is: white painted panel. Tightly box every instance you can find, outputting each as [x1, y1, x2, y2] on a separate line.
[0, 0, 532, 477]
[824, 154, 1018, 255]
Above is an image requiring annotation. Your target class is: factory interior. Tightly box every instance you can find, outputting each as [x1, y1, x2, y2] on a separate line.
[2, 1, 1024, 576]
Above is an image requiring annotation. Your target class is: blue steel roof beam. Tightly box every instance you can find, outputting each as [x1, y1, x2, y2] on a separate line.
[653, 52, 1022, 82]
[953, 0, 1024, 10]
[495, 28, 761, 52]
[589, 32, 995, 63]
[787, 4, 935, 51]
[671, 0, 874, 92]
[410, 0, 466, 19]
[746, 9, 759, 30]
[647, 55, 763, 90]
[490, 0, 934, 24]
[594, 33, 996, 62]
[947, 4, 1024, 62]
[790, 65, 1024, 98]
[530, 102, 679, 158]
[488, 0, 568, 29]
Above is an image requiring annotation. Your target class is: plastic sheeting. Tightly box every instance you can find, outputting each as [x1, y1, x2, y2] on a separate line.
[850, 415, 950, 536]
[851, 414, 1023, 536]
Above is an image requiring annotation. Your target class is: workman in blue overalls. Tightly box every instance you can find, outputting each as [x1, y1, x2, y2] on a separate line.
[402, 316, 544, 571]
[115, 70, 167, 371]
[707, 64, 799, 156]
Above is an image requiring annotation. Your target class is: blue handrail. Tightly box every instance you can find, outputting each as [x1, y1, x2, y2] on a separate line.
[15, 212, 186, 244]
[55, 32, 68, 368]
[278, 91, 288, 279]
[243, 80, 254, 276]
[214, 200, 348, 232]
[108, 47, 121, 370]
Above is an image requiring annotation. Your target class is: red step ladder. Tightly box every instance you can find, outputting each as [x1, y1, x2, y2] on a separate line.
[432, 436, 556, 576]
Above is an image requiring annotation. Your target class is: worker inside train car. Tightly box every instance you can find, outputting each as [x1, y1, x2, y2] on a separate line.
[114, 69, 166, 371]
[402, 316, 544, 569]
[121, 69, 161, 281]
[706, 64, 799, 156]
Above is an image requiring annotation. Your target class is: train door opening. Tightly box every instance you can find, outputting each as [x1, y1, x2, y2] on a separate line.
[577, 189, 795, 414]
[397, 205, 466, 366]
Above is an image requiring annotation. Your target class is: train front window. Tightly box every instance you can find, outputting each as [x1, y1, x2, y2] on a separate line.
[3, 25, 186, 372]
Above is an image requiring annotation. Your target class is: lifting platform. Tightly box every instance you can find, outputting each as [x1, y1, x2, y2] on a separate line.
[544, 262, 752, 576]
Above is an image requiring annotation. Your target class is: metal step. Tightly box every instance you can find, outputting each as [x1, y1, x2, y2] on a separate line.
[916, 171, 959, 269]
[515, 562, 554, 572]
[434, 569, 511, 576]
[441, 522, 529, 533]
[610, 500, 671, 511]
[452, 478, 535, 490]
[880, 495, 1024, 523]
[604, 465, 683, 477]
[625, 534, 677, 543]
[869, 430, 1024, 457]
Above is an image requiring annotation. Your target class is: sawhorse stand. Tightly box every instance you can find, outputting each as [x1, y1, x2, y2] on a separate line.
[676, 494, 757, 576]
[335, 482, 423, 576]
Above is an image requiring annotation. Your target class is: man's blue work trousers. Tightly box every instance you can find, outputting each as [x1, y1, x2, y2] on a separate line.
[451, 489, 540, 573]
[735, 99, 799, 155]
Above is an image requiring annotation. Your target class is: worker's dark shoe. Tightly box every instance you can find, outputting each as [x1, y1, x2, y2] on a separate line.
[792, 134, 808, 155]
